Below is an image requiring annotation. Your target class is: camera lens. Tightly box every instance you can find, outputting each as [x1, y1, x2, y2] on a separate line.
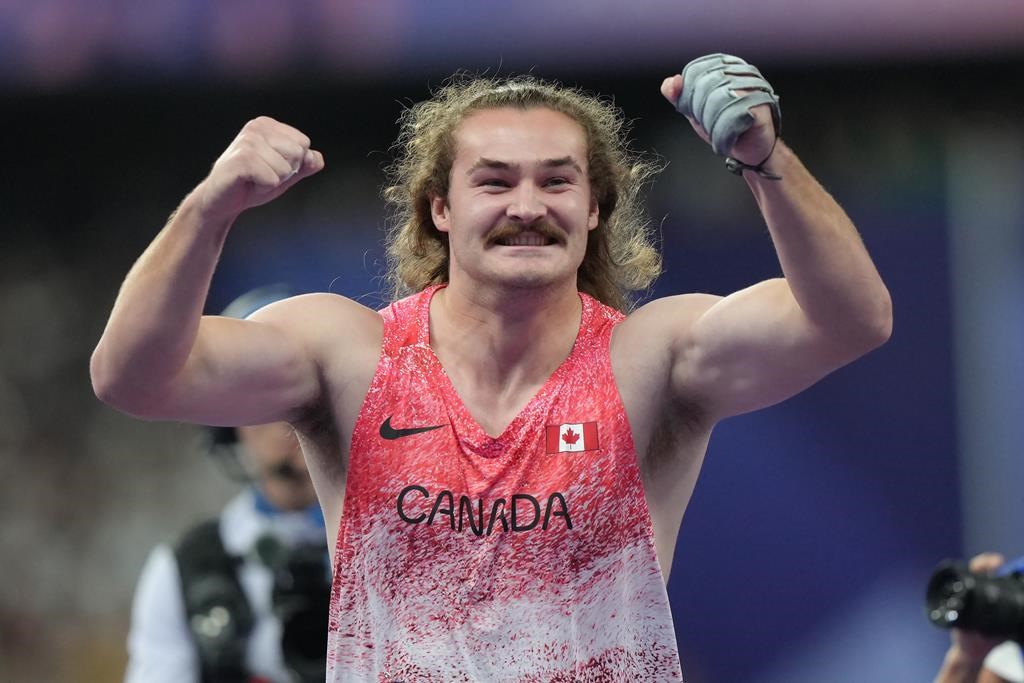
[926, 559, 1024, 643]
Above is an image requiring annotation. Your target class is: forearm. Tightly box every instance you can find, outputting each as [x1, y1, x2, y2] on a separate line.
[91, 189, 232, 416]
[746, 141, 892, 349]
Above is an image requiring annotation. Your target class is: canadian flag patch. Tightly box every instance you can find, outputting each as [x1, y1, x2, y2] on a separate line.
[545, 422, 599, 453]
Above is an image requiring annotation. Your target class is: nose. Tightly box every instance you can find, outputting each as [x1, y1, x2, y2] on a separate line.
[506, 182, 547, 224]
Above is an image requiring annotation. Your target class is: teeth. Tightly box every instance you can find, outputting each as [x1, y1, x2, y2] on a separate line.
[500, 233, 549, 246]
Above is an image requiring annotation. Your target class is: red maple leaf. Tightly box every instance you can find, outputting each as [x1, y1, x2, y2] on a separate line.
[562, 428, 580, 445]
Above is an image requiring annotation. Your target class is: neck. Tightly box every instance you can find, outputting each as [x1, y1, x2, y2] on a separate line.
[431, 280, 582, 388]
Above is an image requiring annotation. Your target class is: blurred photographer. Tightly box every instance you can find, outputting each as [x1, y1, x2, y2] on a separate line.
[933, 553, 1024, 683]
[123, 287, 331, 683]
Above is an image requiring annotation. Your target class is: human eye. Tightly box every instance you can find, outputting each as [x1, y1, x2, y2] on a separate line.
[477, 177, 510, 189]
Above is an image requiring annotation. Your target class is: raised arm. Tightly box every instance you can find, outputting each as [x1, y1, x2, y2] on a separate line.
[655, 55, 892, 421]
[90, 117, 327, 426]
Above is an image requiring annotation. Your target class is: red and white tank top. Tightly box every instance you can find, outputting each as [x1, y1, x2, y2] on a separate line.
[328, 285, 682, 682]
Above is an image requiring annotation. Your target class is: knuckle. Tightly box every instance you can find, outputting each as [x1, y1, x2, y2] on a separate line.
[242, 116, 276, 136]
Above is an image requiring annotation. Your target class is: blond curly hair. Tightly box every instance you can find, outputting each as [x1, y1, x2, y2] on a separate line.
[383, 74, 663, 312]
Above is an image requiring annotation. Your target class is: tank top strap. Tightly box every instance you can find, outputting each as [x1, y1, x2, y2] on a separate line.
[413, 284, 442, 346]
[378, 285, 444, 354]
[575, 291, 625, 362]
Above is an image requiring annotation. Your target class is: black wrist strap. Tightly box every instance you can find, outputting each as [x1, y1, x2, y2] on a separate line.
[724, 138, 781, 180]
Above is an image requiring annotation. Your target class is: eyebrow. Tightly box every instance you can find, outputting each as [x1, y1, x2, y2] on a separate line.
[466, 156, 584, 175]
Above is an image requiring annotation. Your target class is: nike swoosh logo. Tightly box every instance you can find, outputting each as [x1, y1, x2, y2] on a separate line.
[379, 416, 446, 440]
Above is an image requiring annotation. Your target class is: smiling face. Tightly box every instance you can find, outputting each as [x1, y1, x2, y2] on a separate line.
[430, 107, 599, 295]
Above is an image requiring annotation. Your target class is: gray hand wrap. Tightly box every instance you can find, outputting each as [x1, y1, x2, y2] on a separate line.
[674, 53, 781, 157]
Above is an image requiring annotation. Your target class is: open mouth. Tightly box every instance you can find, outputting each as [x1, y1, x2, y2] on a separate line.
[493, 232, 558, 247]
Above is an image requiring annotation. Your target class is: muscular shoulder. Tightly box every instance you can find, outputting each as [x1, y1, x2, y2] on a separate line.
[611, 294, 721, 441]
[250, 292, 383, 358]
[616, 293, 720, 363]
[250, 292, 383, 413]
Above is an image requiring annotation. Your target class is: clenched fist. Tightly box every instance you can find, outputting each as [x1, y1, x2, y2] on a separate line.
[196, 116, 324, 223]
[660, 54, 779, 168]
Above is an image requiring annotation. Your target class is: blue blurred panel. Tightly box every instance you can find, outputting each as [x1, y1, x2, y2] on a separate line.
[752, 570, 947, 683]
[209, 216, 386, 314]
[663, 208, 958, 681]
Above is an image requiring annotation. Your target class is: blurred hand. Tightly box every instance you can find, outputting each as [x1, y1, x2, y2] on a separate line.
[660, 72, 777, 166]
[196, 116, 324, 223]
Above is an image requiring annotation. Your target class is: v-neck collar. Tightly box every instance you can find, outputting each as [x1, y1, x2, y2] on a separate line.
[416, 284, 593, 457]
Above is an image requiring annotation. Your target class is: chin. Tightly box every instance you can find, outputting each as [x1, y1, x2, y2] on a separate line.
[479, 257, 579, 290]
[489, 269, 568, 291]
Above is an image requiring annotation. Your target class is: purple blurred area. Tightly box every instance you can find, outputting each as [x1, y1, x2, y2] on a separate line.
[1, 0, 1023, 89]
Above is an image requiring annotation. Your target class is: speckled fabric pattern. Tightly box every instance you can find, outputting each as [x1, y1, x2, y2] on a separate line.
[327, 285, 683, 682]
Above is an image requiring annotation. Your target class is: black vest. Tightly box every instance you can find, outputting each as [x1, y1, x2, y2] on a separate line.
[174, 519, 330, 683]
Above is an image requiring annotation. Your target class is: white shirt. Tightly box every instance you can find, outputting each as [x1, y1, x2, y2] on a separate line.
[986, 642, 1024, 683]
[124, 489, 327, 683]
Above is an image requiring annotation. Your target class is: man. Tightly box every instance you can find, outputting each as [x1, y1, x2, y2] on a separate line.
[92, 54, 892, 681]
[124, 287, 331, 683]
[934, 553, 1024, 683]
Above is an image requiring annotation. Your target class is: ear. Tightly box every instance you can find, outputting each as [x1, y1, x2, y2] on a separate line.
[430, 194, 450, 233]
[587, 199, 599, 231]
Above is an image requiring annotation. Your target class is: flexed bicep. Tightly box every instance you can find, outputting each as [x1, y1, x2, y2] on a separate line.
[167, 310, 323, 428]
[670, 279, 867, 421]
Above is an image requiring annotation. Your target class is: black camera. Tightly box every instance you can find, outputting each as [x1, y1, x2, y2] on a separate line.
[926, 558, 1024, 643]
[256, 535, 332, 683]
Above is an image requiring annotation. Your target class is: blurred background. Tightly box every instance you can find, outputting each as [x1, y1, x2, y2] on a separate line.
[2, 1, 1023, 681]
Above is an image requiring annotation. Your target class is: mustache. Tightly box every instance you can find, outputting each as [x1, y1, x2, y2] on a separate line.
[484, 220, 564, 245]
